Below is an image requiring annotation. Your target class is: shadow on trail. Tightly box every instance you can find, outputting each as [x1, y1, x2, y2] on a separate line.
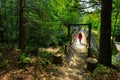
[47, 45, 89, 80]
[46, 29, 90, 80]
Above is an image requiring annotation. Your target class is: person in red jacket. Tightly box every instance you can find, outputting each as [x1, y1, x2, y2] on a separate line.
[78, 32, 82, 44]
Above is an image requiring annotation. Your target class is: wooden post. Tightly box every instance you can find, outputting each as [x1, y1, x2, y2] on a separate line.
[88, 23, 92, 57]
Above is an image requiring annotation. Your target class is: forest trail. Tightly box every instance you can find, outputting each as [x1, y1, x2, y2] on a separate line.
[0, 30, 91, 80]
[48, 30, 90, 80]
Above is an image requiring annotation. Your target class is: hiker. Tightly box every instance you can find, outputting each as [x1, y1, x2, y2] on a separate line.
[78, 32, 82, 44]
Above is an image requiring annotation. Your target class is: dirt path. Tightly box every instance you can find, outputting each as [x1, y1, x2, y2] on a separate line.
[47, 30, 90, 80]
[49, 48, 89, 80]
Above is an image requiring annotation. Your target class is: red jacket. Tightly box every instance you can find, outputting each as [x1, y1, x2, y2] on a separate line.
[78, 33, 82, 40]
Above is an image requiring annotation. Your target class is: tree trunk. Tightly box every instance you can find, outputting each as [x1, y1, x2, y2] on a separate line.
[98, 0, 113, 66]
[18, 0, 25, 51]
[0, 1, 4, 43]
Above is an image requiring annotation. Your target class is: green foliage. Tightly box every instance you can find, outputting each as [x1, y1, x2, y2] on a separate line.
[18, 53, 31, 64]
[95, 64, 109, 72]
[0, 53, 3, 57]
[92, 30, 100, 47]
[40, 58, 51, 70]
[115, 34, 120, 41]
[112, 52, 120, 65]
[59, 45, 65, 52]
[1, 0, 18, 47]
[37, 50, 53, 70]
[24, 0, 69, 47]
[38, 50, 52, 58]
[1, 0, 81, 50]
[83, 14, 100, 31]
[0, 60, 10, 70]
[112, 50, 118, 55]
[112, 0, 120, 37]
[17, 53, 31, 68]
[92, 64, 113, 80]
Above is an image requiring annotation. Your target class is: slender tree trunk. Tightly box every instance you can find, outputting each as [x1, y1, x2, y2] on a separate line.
[99, 0, 113, 66]
[18, 0, 25, 51]
[0, 1, 4, 43]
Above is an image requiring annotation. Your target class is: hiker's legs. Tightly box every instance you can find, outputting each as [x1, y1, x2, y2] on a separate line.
[79, 40, 81, 44]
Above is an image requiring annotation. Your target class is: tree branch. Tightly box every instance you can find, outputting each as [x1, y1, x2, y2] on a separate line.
[80, 10, 101, 14]
[73, 3, 100, 10]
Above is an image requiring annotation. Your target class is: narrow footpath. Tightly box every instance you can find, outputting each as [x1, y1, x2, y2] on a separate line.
[48, 30, 90, 80]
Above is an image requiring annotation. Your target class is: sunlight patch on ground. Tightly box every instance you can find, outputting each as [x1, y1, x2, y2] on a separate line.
[69, 57, 78, 66]
[40, 47, 60, 53]
[52, 66, 84, 80]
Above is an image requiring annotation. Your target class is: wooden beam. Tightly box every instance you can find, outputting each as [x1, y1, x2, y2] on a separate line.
[69, 23, 90, 26]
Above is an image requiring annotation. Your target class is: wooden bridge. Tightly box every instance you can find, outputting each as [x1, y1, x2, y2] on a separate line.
[52, 26, 120, 79]
[50, 25, 120, 79]
[51, 29, 98, 80]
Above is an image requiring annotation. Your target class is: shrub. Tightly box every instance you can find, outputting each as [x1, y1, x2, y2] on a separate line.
[0, 60, 10, 70]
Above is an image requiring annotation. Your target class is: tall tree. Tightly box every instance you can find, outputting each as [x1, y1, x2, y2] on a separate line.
[0, 0, 4, 43]
[18, 0, 25, 50]
[98, 0, 113, 66]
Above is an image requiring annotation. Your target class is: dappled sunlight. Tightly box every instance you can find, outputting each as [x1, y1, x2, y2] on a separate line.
[69, 52, 84, 67]
[40, 47, 60, 53]
[69, 56, 77, 66]
[47, 29, 90, 80]
[1, 0, 119, 79]
[50, 65, 85, 80]
[67, 29, 88, 67]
